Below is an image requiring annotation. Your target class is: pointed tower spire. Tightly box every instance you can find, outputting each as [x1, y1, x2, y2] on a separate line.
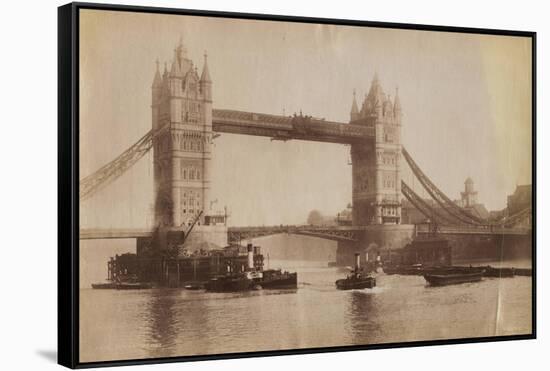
[200, 51, 211, 82]
[350, 89, 359, 122]
[175, 35, 187, 64]
[394, 86, 402, 116]
[200, 51, 212, 102]
[152, 58, 162, 87]
[170, 47, 182, 77]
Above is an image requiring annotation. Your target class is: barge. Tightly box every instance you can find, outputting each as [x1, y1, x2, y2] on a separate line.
[423, 271, 483, 286]
[259, 269, 298, 289]
[204, 245, 299, 292]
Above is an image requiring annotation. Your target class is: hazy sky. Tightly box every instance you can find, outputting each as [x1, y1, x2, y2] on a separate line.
[79, 9, 532, 228]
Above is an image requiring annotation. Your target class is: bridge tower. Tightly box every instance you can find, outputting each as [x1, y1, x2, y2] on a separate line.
[349, 75, 402, 225]
[151, 39, 213, 229]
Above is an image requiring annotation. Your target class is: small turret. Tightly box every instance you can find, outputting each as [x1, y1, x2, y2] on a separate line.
[162, 62, 168, 79]
[152, 59, 162, 87]
[169, 51, 182, 77]
[152, 59, 162, 104]
[362, 73, 385, 118]
[200, 51, 211, 82]
[383, 94, 393, 117]
[175, 35, 187, 61]
[350, 89, 359, 122]
[393, 87, 402, 121]
[200, 51, 212, 101]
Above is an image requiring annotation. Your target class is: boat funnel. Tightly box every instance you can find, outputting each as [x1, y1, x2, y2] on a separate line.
[355, 253, 361, 271]
[247, 244, 254, 270]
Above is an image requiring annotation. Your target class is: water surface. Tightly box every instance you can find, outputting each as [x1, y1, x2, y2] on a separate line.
[79, 258, 532, 363]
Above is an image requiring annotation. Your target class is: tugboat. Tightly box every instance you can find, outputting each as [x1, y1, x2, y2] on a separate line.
[335, 253, 376, 290]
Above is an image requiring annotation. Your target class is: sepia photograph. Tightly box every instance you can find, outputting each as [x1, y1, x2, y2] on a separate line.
[74, 5, 533, 365]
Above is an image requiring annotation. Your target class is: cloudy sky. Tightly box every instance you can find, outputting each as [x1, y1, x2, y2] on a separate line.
[79, 9, 532, 228]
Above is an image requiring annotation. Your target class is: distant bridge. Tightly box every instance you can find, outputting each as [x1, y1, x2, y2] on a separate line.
[227, 225, 363, 243]
[226, 223, 531, 244]
[80, 222, 530, 244]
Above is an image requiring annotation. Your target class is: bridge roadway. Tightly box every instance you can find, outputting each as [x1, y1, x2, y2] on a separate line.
[79, 224, 530, 241]
[212, 109, 374, 144]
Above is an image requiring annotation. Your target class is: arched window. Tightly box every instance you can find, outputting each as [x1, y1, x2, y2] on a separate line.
[190, 169, 195, 180]
[183, 169, 187, 180]
[197, 170, 201, 180]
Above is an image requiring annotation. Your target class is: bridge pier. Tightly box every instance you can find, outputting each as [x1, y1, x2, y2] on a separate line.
[336, 224, 415, 266]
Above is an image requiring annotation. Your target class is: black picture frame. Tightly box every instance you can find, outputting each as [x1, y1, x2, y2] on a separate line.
[58, 2, 537, 368]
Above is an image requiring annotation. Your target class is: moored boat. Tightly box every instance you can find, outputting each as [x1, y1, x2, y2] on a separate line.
[91, 282, 118, 289]
[383, 265, 423, 275]
[383, 264, 485, 276]
[259, 269, 298, 289]
[204, 273, 252, 292]
[423, 272, 483, 286]
[513, 268, 532, 276]
[483, 266, 515, 277]
[116, 282, 153, 290]
[184, 284, 202, 290]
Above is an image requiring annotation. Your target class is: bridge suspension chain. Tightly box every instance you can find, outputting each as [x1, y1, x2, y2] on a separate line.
[401, 147, 485, 225]
[79, 124, 168, 201]
[401, 180, 460, 226]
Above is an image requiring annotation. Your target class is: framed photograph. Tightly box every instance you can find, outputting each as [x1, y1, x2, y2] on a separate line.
[58, 2, 536, 368]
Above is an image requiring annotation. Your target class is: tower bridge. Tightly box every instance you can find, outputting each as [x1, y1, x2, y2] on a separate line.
[80, 39, 532, 265]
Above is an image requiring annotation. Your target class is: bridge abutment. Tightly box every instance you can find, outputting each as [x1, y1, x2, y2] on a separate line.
[447, 233, 532, 262]
[335, 228, 533, 267]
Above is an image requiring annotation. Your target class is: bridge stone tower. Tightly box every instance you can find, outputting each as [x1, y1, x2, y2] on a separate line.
[349, 75, 402, 225]
[151, 39, 213, 229]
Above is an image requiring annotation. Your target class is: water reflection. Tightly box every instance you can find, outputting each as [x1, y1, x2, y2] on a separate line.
[144, 289, 179, 358]
[345, 290, 381, 343]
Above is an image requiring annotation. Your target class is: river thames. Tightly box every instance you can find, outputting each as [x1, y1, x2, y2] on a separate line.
[79, 257, 532, 363]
